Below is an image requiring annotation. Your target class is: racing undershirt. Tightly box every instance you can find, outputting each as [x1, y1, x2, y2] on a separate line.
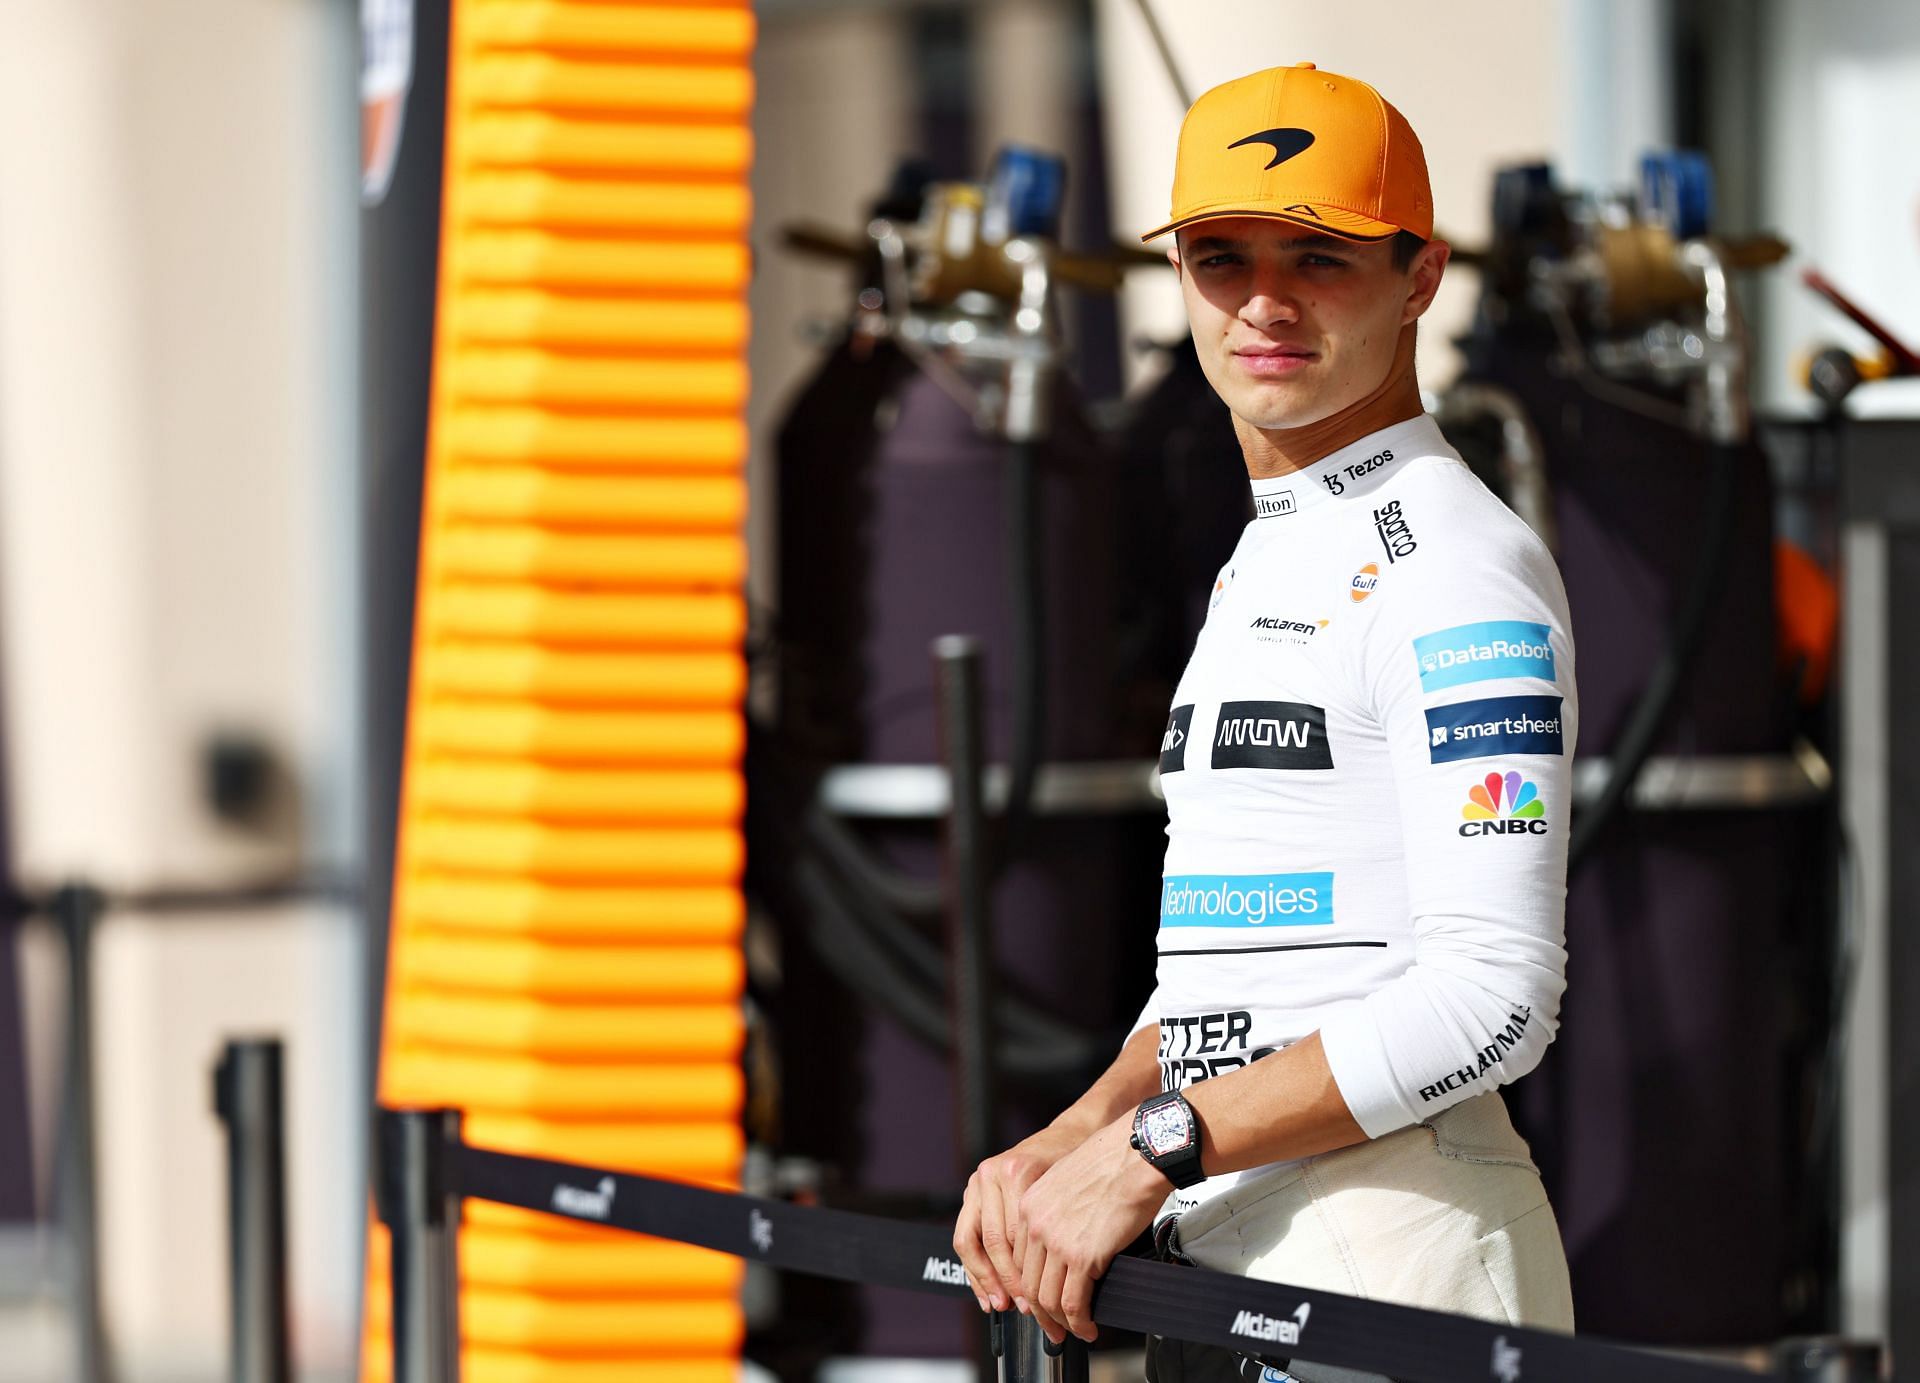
[1138, 413, 1578, 1219]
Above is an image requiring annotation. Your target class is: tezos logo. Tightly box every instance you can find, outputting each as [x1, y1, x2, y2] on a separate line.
[1459, 771, 1547, 837]
[1349, 562, 1379, 603]
[1374, 498, 1417, 563]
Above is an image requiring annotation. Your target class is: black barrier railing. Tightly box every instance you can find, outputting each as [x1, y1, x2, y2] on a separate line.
[373, 1106, 1857, 1383]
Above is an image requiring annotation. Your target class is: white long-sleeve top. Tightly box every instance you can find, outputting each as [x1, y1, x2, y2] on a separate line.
[1139, 413, 1577, 1216]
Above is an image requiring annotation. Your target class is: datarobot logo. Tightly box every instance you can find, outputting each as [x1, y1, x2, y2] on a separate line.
[1425, 695, 1564, 765]
[1413, 620, 1556, 692]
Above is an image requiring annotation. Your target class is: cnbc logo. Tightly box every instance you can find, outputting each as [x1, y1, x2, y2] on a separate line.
[1459, 771, 1548, 838]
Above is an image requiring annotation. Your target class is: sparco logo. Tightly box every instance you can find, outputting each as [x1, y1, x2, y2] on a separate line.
[1373, 498, 1417, 562]
[749, 1209, 773, 1253]
[1211, 701, 1333, 770]
[1254, 490, 1297, 519]
[551, 1176, 616, 1220]
[922, 1256, 969, 1286]
[1230, 1302, 1310, 1346]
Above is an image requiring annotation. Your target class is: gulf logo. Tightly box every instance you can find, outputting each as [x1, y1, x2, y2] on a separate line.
[1350, 563, 1379, 603]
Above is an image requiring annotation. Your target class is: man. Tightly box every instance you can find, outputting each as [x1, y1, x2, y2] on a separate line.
[950, 63, 1579, 1376]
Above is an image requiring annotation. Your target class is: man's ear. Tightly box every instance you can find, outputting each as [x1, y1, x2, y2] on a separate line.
[1401, 238, 1452, 325]
[1166, 241, 1182, 276]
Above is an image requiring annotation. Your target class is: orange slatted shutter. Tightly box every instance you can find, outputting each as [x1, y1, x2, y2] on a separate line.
[365, 3, 754, 1380]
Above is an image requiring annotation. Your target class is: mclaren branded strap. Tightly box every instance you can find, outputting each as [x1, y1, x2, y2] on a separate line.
[446, 1132, 1754, 1383]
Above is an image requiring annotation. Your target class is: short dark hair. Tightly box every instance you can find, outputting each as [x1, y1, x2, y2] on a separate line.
[1391, 230, 1427, 271]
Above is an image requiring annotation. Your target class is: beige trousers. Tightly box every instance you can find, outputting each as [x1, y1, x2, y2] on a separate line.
[1172, 1092, 1575, 1332]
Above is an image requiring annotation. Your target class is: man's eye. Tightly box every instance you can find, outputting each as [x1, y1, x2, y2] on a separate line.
[1302, 254, 1347, 269]
[1198, 254, 1243, 269]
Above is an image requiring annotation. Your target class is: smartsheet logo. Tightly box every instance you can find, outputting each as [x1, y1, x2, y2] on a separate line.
[1413, 620, 1555, 693]
[1211, 700, 1334, 770]
[1425, 695, 1564, 765]
[1458, 771, 1548, 838]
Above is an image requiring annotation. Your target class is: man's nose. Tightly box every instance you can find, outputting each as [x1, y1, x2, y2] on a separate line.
[1242, 271, 1302, 328]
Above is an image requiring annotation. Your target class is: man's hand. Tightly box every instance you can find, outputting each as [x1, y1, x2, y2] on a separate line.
[1016, 1115, 1169, 1345]
[952, 1124, 1086, 1322]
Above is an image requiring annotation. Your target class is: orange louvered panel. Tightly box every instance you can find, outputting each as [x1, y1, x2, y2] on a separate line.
[368, 1, 753, 1376]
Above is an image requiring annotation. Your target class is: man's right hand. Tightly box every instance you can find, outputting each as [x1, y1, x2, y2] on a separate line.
[952, 1124, 1085, 1322]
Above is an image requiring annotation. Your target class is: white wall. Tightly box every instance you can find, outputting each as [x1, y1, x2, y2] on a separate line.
[1756, 0, 1920, 420]
[0, 0, 363, 1378]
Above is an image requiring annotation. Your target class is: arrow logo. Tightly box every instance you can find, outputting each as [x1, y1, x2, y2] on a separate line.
[1228, 127, 1315, 170]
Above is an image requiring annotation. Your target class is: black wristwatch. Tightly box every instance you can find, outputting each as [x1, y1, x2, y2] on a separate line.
[1130, 1091, 1206, 1189]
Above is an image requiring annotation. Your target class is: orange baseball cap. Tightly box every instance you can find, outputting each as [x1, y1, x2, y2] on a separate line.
[1141, 62, 1432, 244]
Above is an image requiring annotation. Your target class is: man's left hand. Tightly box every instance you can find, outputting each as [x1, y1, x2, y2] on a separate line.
[1015, 1114, 1169, 1345]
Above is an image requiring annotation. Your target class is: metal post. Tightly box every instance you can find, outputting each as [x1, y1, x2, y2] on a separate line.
[992, 1308, 1089, 1383]
[934, 636, 998, 1175]
[213, 1040, 290, 1383]
[374, 1108, 462, 1383]
[52, 882, 110, 1383]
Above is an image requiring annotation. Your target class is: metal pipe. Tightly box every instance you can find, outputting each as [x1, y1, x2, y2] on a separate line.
[52, 882, 110, 1383]
[1437, 382, 1560, 556]
[212, 1039, 291, 1383]
[993, 1308, 1089, 1383]
[934, 636, 998, 1175]
[374, 1108, 462, 1383]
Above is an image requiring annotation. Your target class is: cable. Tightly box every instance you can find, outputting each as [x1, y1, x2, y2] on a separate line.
[1567, 438, 1742, 869]
[999, 437, 1045, 845]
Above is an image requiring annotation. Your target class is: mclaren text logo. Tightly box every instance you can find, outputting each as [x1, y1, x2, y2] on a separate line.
[923, 1256, 969, 1287]
[1492, 1336, 1523, 1383]
[1231, 1302, 1311, 1346]
[551, 1176, 615, 1220]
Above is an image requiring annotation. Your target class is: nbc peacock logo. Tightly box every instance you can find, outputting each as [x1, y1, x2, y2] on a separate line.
[1458, 771, 1548, 838]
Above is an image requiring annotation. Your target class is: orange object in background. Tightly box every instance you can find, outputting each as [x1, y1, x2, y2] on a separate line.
[1775, 537, 1839, 705]
[366, 1, 754, 1376]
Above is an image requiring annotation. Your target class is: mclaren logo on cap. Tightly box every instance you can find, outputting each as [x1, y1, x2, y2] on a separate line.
[1228, 128, 1314, 170]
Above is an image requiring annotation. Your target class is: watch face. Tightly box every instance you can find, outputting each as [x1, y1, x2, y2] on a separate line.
[1141, 1101, 1193, 1157]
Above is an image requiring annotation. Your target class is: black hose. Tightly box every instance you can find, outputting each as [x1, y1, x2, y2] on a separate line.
[1000, 437, 1046, 847]
[1567, 440, 1743, 870]
[788, 858, 1104, 1082]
